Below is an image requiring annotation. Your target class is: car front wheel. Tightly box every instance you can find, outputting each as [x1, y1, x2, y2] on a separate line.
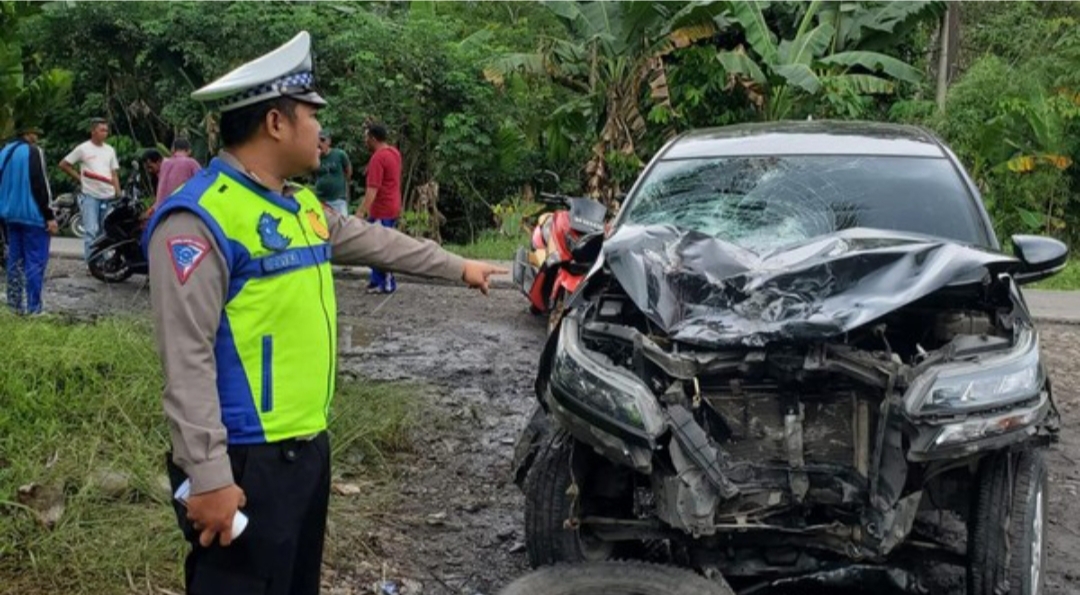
[968, 448, 1048, 595]
[524, 430, 635, 568]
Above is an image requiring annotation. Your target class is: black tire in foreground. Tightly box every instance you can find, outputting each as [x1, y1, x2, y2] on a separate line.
[968, 448, 1048, 595]
[497, 561, 735, 595]
[524, 430, 635, 568]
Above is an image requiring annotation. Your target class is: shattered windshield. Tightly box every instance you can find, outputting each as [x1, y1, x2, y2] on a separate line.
[622, 156, 986, 252]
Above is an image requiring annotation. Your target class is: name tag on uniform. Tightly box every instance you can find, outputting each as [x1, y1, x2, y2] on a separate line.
[262, 250, 302, 273]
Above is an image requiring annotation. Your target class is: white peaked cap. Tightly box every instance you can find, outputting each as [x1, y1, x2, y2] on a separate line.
[191, 31, 327, 112]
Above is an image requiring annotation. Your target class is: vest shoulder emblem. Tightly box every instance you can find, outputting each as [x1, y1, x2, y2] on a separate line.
[258, 212, 292, 252]
[307, 208, 330, 241]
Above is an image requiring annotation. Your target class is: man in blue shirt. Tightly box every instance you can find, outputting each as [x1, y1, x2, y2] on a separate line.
[0, 124, 58, 315]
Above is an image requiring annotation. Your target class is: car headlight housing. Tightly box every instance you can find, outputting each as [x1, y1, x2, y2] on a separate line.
[906, 326, 1043, 417]
[931, 394, 1048, 447]
[549, 317, 664, 439]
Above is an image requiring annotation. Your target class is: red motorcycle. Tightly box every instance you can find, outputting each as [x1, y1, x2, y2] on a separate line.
[512, 185, 607, 331]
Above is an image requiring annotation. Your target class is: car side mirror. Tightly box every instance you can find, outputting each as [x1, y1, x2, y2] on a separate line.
[1011, 234, 1068, 285]
[571, 231, 604, 264]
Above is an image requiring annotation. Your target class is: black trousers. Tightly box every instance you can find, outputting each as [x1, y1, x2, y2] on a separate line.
[167, 433, 331, 595]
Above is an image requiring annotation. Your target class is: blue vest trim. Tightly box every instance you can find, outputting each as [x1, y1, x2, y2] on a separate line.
[214, 311, 266, 445]
[143, 169, 233, 267]
[226, 240, 254, 303]
[208, 158, 301, 214]
[233, 243, 331, 280]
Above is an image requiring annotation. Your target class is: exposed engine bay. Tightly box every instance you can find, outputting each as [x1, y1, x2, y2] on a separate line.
[519, 225, 1060, 589]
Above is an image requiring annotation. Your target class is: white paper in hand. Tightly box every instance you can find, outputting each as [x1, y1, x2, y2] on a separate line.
[174, 479, 249, 540]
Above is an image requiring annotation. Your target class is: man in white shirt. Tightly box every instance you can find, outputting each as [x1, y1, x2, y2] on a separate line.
[59, 118, 121, 259]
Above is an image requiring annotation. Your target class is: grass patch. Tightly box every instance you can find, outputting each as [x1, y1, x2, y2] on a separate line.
[445, 230, 526, 261]
[1029, 259, 1080, 290]
[0, 312, 420, 594]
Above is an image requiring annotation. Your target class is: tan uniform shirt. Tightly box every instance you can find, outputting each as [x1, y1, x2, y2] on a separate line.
[149, 152, 465, 494]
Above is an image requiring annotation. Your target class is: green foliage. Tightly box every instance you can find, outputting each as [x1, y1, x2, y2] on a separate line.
[1031, 259, 1080, 291]
[716, 0, 937, 121]
[491, 195, 533, 238]
[0, 313, 418, 594]
[910, 4, 1080, 247]
[445, 229, 527, 261]
[484, 0, 728, 200]
[0, 1, 72, 136]
[11, 0, 1078, 253]
[398, 209, 437, 240]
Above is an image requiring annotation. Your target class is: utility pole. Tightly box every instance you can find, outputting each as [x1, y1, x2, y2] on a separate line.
[936, 2, 959, 113]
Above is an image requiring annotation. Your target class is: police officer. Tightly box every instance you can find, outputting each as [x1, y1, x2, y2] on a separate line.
[144, 31, 505, 595]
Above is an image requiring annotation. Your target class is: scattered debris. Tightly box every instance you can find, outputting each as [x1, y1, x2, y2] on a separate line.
[89, 468, 132, 500]
[16, 482, 66, 528]
[425, 512, 448, 526]
[333, 482, 364, 496]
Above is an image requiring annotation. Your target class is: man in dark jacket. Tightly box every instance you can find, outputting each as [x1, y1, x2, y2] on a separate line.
[0, 124, 57, 315]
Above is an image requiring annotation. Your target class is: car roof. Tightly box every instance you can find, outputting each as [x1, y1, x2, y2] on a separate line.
[659, 120, 948, 159]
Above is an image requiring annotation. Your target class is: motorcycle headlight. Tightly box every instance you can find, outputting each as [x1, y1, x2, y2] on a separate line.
[549, 317, 664, 439]
[906, 326, 1043, 417]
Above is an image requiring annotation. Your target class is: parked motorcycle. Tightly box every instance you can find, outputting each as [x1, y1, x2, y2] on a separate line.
[51, 192, 85, 238]
[512, 175, 608, 331]
[87, 161, 149, 283]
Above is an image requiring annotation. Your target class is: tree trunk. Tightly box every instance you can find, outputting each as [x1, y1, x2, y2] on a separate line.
[935, 2, 958, 112]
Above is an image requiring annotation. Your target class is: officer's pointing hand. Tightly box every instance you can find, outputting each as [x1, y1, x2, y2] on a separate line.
[462, 260, 508, 296]
[187, 484, 247, 547]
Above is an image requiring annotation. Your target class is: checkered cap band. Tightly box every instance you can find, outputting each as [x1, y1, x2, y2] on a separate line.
[217, 71, 315, 109]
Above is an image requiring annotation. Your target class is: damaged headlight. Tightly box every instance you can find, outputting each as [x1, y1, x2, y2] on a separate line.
[549, 316, 664, 439]
[906, 326, 1043, 417]
[931, 394, 1048, 447]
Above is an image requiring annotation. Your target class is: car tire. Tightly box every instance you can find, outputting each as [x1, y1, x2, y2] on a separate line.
[524, 431, 633, 568]
[497, 561, 735, 595]
[968, 448, 1048, 595]
[512, 406, 552, 488]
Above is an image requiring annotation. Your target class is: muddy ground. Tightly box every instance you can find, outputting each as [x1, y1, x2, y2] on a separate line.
[24, 259, 1080, 594]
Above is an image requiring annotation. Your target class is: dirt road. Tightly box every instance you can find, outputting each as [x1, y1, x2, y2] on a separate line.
[29, 260, 1080, 594]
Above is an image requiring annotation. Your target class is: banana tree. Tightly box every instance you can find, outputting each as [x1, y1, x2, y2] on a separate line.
[484, 0, 726, 205]
[717, 0, 931, 121]
[0, 1, 72, 137]
[992, 90, 1080, 234]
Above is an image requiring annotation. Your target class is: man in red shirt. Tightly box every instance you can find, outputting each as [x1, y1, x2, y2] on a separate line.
[357, 122, 402, 293]
[155, 137, 202, 208]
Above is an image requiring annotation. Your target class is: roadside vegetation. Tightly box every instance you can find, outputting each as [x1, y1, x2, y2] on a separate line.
[0, 313, 420, 594]
[2, 1, 1078, 287]
[446, 230, 528, 261]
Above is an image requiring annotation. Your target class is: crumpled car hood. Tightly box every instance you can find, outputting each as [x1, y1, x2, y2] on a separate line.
[602, 225, 1018, 348]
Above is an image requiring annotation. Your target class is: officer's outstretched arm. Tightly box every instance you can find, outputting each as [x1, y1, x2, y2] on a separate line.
[326, 208, 465, 281]
[148, 211, 234, 495]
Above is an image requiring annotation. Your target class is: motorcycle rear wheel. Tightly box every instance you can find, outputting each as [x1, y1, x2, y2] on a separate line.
[88, 249, 134, 283]
[69, 213, 86, 238]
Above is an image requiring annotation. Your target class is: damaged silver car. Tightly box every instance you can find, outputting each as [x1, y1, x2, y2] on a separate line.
[513, 122, 1067, 594]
